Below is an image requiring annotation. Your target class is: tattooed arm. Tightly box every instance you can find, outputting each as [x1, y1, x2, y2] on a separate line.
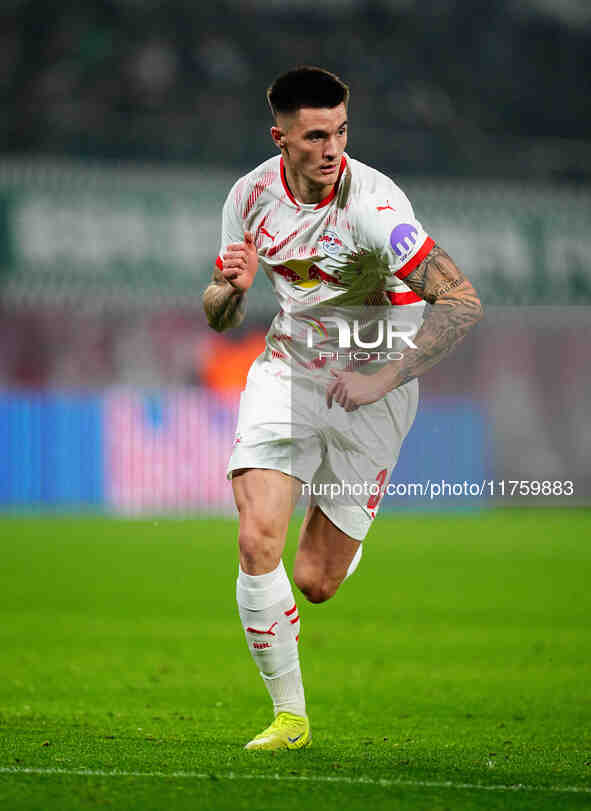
[380, 244, 483, 389]
[202, 264, 247, 332]
[327, 244, 483, 410]
[202, 231, 258, 332]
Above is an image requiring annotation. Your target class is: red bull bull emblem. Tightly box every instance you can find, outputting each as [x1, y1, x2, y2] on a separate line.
[318, 228, 344, 257]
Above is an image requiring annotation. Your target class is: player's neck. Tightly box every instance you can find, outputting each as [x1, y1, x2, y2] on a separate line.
[283, 163, 333, 205]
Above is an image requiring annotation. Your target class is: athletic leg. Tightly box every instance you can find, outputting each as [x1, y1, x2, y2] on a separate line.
[292, 379, 420, 604]
[232, 467, 311, 749]
[293, 503, 362, 604]
[233, 467, 300, 574]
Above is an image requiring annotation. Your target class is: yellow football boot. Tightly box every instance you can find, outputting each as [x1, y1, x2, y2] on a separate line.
[244, 712, 311, 751]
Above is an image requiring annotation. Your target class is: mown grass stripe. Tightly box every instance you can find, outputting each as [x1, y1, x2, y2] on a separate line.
[1, 766, 590, 794]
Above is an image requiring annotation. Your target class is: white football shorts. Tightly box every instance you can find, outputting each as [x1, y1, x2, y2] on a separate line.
[227, 354, 418, 541]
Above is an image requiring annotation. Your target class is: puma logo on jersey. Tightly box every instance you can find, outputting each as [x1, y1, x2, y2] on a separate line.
[260, 227, 278, 242]
[376, 201, 396, 212]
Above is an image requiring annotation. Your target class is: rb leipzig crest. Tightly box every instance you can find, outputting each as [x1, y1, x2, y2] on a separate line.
[318, 228, 344, 257]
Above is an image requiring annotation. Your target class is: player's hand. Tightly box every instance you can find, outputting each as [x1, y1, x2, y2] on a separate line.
[326, 368, 390, 412]
[222, 232, 258, 292]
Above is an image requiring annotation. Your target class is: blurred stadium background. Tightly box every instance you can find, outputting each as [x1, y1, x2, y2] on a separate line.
[0, 0, 590, 515]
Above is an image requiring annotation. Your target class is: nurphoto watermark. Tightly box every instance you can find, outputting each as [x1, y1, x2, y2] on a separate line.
[302, 479, 575, 501]
[306, 317, 418, 350]
[304, 314, 420, 363]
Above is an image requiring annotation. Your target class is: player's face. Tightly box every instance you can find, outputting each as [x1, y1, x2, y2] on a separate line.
[274, 104, 348, 190]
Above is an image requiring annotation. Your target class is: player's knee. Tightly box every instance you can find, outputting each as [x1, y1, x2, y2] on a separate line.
[298, 579, 338, 604]
[293, 567, 339, 604]
[238, 518, 282, 572]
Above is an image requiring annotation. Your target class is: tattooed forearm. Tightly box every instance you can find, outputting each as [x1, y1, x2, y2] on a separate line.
[202, 266, 247, 332]
[432, 275, 463, 298]
[381, 244, 483, 389]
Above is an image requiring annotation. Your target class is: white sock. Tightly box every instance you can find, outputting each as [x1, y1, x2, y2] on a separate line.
[237, 561, 306, 718]
[345, 544, 363, 580]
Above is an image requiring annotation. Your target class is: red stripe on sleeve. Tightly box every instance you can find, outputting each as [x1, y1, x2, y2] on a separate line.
[284, 603, 297, 616]
[387, 290, 423, 305]
[215, 255, 223, 270]
[395, 236, 435, 280]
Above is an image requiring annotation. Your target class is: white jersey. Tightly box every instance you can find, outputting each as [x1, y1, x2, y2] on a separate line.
[217, 153, 434, 380]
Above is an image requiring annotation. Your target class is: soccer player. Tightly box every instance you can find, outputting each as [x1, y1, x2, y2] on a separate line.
[202, 66, 483, 750]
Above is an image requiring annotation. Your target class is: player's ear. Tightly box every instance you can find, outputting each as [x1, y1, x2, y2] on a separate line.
[270, 126, 285, 150]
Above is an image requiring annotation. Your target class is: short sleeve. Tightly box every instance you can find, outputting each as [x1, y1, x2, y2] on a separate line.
[216, 180, 245, 270]
[356, 187, 435, 280]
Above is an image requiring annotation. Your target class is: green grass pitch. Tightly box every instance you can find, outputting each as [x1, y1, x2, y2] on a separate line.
[0, 510, 590, 810]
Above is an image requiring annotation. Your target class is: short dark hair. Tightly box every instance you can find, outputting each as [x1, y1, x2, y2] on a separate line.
[267, 66, 349, 118]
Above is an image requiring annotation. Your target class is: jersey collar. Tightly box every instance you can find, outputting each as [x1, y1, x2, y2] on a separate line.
[280, 155, 347, 210]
